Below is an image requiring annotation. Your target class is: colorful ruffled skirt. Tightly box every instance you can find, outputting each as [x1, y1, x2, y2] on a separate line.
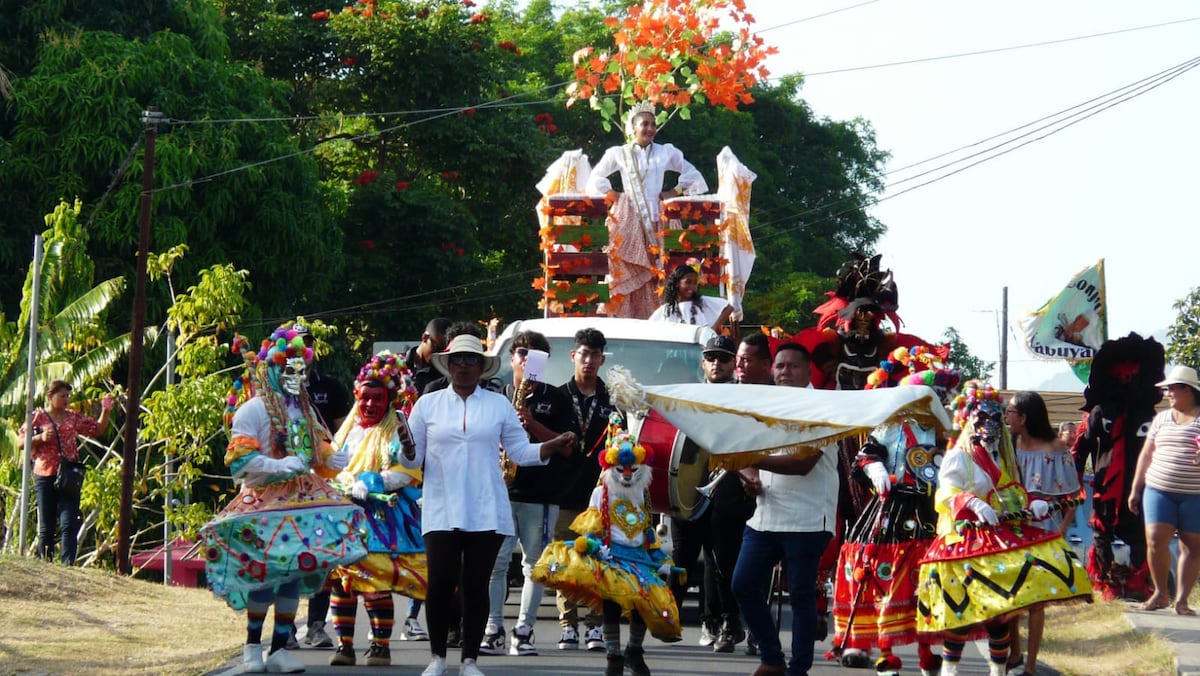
[916, 522, 1092, 639]
[201, 473, 368, 611]
[333, 486, 427, 600]
[532, 540, 680, 641]
[833, 484, 938, 652]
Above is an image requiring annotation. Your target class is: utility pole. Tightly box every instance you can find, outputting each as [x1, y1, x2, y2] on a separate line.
[17, 235, 44, 555]
[117, 107, 162, 575]
[1000, 286, 1008, 390]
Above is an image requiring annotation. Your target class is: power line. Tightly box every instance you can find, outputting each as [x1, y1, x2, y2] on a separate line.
[799, 16, 1200, 77]
[749, 54, 1200, 243]
[756, 0, 882, 33]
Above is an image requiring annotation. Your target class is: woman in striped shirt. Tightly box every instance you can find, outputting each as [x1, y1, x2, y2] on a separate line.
[1129, 365, 1200, 615]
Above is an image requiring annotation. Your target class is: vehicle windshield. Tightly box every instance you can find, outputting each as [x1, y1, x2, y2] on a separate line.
[493, 337, 705, 388]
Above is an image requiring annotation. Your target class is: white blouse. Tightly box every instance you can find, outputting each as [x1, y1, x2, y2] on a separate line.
[647, 298, 731, 327]
[402, 385, 548, 535]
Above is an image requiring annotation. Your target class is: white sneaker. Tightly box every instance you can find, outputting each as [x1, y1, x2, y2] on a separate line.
[403, 616, 430, 641]
[303, 621, 334, 649]
[265, 648, 305, 673]
[242, 644, 265, 673]
[420, 656, 448, 676]
[509, 624, 537, 656]
[557, 626, 579, 650]
[939, 662, 960, 676]
[584, 625, 604, 651]
[461, 658, 486, 676]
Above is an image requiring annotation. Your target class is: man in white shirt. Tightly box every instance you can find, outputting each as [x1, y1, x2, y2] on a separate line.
[732, 343, 838, 676]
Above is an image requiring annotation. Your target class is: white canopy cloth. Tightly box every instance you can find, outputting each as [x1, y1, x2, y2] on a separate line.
[638, 383, 953, 467]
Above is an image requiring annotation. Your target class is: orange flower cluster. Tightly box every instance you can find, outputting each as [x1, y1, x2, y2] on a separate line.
[565, 0, 777, 128]
[661, 198, 722, 220]
[543, 195, 609, 217]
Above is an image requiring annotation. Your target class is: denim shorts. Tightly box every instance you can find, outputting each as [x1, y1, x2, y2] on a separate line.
[1143, 485, 1200, 533]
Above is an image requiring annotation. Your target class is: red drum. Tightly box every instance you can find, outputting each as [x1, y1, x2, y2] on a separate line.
[636, 410, 712, 520]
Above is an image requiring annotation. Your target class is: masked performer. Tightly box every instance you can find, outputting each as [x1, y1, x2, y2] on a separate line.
[326, 352, 426, 667]
[533, 417, 679, 676]
[917, 382, 1091, 676]
[1072, 333, 1164, 600]
[832, 364, 960, 676]
[202, 328, 367, 674]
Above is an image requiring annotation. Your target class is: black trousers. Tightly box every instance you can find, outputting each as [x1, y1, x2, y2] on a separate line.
[424, 530, 504, 661]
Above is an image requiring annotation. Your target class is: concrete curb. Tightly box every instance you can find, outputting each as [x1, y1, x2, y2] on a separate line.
[1123, 603, 1200, 676]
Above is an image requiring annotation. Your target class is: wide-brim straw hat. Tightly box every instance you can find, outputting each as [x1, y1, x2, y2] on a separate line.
[431, 334, 501, 380]
[1155, 365, 1200, 391]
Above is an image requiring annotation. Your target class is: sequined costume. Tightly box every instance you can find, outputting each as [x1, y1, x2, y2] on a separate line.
[833, 418, 943, 669]
[916, 387, 1091, 641]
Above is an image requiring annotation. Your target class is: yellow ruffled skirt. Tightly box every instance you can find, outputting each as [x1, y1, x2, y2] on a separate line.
[532, 540, 680, 641]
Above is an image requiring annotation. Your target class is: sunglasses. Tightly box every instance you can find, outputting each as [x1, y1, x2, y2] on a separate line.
[513, 347, 530, 359]
[448, 354, 483, 368]
[704, 353, 733, 364]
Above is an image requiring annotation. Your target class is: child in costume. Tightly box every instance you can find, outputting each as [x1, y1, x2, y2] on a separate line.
[202, 328, 368, 673]
[532, 414, 679, 676]
[327, 352, 427, 667]
[832, 362, 960, 676]
[916, 382, 1091, 676]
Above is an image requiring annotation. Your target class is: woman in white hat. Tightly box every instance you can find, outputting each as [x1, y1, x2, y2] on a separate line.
[400, 334, 576, 676]
[1128, 365, 1200, 615]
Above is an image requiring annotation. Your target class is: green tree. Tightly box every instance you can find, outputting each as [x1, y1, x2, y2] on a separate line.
[0, 199, 130, 552]
[1166, 286, 1200, 369]
[942, 326, 994, 384]
[0, 4, 338, 322]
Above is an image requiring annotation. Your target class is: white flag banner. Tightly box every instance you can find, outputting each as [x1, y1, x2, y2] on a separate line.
[716, 146, 756, 322]
[1019, 259, 1107, 380]
[639, 383, 952, 462]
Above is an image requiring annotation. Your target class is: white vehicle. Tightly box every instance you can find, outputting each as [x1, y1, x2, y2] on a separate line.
[490, 317, 718, 388]
[492, 317, 720, 531]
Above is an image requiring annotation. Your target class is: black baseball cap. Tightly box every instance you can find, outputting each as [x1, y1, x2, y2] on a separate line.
[703, 335, 736, 357]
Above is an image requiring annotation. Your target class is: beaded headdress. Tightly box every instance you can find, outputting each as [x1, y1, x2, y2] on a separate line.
[946, 380, 1002, 449]
[355, 351, 418, 416]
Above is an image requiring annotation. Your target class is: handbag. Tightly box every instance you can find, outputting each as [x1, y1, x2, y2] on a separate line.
[48, 418, 88, 498]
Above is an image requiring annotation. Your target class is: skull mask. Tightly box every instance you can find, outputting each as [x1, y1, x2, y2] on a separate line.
[279, 357, 308, 396]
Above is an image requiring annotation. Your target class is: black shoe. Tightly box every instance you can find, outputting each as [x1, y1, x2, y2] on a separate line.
[625, 646, 652, 676]
[745, 632, 758, 656]
[364, 643, 390, 666]
[329, 644, 356, 666]
[446, 627, 463, 649]
[713, 628, 735, 653]
[815, 613, 829, 642]
[604, 654, 625, 676]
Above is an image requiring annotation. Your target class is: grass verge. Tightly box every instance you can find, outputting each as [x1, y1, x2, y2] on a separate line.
[1039, 599, 1176, 676]
[0, 553, 244, 675]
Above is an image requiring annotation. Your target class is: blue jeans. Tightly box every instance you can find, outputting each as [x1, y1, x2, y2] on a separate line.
[488, 501, 559, 628]
[35, 474, 82, 564]
[732, 527, 832, 676]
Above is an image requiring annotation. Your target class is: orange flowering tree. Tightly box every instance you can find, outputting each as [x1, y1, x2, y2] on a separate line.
[566, 0, 777, 132]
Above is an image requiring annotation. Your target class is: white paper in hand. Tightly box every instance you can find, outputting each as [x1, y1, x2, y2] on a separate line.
[523, 349, 549, 383]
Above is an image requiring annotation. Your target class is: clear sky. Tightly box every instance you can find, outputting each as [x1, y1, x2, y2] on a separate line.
[744, 0, 1199, 391]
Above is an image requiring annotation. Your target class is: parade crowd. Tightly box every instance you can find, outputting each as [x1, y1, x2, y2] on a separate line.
[144, 302, 1192, 676]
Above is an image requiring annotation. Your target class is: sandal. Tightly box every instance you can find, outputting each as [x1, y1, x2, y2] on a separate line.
[1175, 604, 1196, 616]
[1139, 599, 1170, 611]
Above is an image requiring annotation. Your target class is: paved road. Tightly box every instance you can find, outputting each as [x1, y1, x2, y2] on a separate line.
[211, 590, 1002, 675]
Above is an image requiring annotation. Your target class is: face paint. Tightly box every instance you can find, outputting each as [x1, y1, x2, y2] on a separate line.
[279, 357, 308, 396]
[357, 383, 390, 427]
